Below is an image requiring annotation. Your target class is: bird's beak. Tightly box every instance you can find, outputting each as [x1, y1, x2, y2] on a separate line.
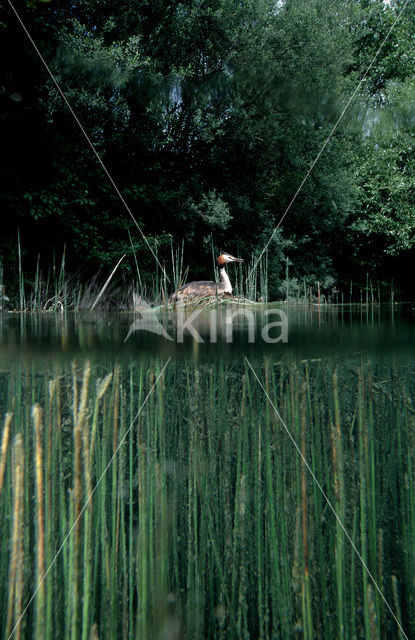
[231, 257, 243, 263]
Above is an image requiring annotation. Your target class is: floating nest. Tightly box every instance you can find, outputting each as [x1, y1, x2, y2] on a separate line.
[167, 294, 259, 309]
[132, 295, 261, 313]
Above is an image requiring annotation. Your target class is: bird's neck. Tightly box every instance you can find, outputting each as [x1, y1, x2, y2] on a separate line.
[219, 267, 232, 294]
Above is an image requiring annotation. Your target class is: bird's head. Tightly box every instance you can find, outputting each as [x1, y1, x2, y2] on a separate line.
[217, 252, 244, 266]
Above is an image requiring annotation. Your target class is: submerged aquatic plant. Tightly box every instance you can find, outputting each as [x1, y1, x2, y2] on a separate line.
[0, 356, 414, 638]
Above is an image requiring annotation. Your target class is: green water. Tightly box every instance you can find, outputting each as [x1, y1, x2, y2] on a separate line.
[0, 305, 414, 639]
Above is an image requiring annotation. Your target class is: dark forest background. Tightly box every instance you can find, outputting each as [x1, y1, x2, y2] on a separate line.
[1, 0, 415, 300]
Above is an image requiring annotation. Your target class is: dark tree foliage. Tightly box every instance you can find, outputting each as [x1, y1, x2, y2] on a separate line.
[1, 0, 415, 297]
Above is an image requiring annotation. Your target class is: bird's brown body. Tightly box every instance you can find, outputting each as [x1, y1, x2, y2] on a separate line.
[169, 253, 243, 303]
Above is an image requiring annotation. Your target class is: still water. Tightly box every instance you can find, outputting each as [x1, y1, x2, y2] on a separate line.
[0, 304, 414, 639]
[0, 303, 414, 359]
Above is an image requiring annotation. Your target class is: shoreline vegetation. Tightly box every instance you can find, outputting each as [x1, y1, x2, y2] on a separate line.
[0, 246, 402, 313]
[3, 1, 415, 301]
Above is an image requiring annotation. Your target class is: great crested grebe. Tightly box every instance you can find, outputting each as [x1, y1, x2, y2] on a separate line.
[169, 252, 243, 302]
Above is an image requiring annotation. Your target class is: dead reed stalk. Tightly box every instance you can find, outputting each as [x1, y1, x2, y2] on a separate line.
[6, 434, 25, 640]
[0, 412, 12, 495]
